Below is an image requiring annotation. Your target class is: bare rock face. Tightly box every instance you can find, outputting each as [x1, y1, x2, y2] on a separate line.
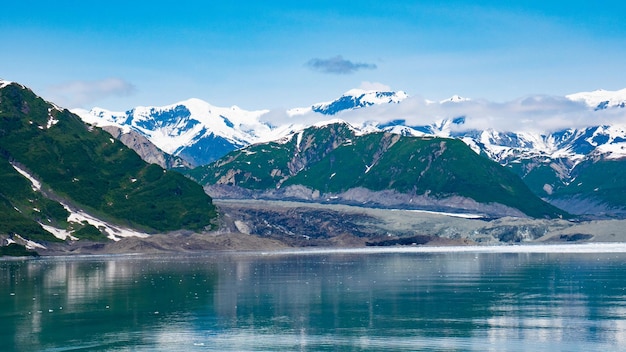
[102, 126, 191, 169]
[211, 199, 591, 247]
[204, 184, 526, 218]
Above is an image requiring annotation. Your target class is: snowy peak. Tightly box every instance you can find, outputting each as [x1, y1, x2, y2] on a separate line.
[0, 79, 13, 89]
[73, 98, 273, 166]
[566, 88, 626, 110]
[375, 116, 466, 138]
[307, 89, 408, 115]
[440, 95, 470, 104]
[0, 79, 28, 91]
[584, 125, 626, 159]
[72, 85, 626, 170]
[343, 89, 408, 104]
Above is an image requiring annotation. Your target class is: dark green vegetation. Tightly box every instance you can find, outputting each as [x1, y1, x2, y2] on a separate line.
[0, 243, 39, 257]
[71, 222, 108, 242]
[0, 157, 66, 243]
[0, 82, 217, 243]
[190, 123, 566, 218]
[506, 159, 570, 197]
[545, 158, 626, 216]
[505, 156, 626, 217]
[556, 158, 626, 206]
[189, 122, 356, 190]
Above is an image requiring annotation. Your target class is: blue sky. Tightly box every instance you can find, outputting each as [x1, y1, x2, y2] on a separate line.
[2, 1, 626, 111]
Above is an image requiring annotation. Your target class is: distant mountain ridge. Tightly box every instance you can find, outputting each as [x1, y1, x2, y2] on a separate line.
[75, 86, 626, 217]
[75, 99, 274, 166]
[73, 89, 411, 166]
[74, 87, 626, 169]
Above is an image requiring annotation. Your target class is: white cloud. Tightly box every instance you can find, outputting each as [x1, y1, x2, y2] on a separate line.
[47, 78, 136, 108]
[359, 81, 391, 91]
[279, 93, 626, 134]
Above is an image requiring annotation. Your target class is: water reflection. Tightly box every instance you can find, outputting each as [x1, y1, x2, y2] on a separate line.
[1, 251, 626, 351]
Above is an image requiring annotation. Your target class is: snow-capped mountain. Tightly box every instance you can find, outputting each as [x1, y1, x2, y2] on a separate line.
[439, 95, 471, 104]
[288, 89, 408, 116]
[371, 114, 626, 216]
[75, 89, 409, 166]
[74, 85, 626, 216]
[566, 88, 626, 110]
[75, 99, 274, 166]
[75, 87, 626, 170]
[377, 117, 626, 181]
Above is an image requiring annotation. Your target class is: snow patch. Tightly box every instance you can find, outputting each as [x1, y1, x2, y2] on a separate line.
[396, 209, 484, 219]
[45, 108, 59, 129]
[39, 224, 76, 241]
[11, 163, 42, 191]
[0, 79, 14, 89]
[63, 204, 149, 241]
[14, 234, 47, 250]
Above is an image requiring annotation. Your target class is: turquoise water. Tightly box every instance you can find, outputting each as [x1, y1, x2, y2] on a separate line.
[2, 248, 626, 351]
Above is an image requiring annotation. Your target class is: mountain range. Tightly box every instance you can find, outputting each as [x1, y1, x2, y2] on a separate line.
[5, 77, 626, 255]
[186, 121, 566, 218]
[75, 86, 626, 218]
[73, 89, 412, 166]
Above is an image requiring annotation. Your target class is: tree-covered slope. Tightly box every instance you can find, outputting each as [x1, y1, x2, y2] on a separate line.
[0, 82, 217, 239]
[190, 122, 566, 218]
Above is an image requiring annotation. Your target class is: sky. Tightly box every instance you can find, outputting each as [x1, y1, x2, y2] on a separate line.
[2, 1, 626, 116]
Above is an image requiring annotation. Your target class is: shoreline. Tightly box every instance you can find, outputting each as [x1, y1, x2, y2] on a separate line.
[7, 198, 626, 257]
[6, 242, 626, 261]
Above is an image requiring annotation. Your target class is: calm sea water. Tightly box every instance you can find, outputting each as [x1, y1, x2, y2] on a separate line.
[2, 247, 626, 351]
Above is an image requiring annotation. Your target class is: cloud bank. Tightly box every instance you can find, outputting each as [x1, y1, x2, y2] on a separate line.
[47, 78, 136, 108]
[274, 94, 626, 134]
[306, 55, 377, 74]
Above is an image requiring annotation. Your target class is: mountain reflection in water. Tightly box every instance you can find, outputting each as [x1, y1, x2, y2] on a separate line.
[2, 249, 626, 351]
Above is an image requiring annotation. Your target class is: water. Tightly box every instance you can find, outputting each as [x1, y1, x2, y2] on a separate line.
[2, 247, 626, 351]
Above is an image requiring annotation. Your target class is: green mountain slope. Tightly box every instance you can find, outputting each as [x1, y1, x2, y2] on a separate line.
[545, 158, 626, 216]
[503, 154, 626, 217]
[189, 121, 356, 189]
[190, 122, 566, 218]
[0, 157, 66, 243]
[0, 82, 217, 242]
